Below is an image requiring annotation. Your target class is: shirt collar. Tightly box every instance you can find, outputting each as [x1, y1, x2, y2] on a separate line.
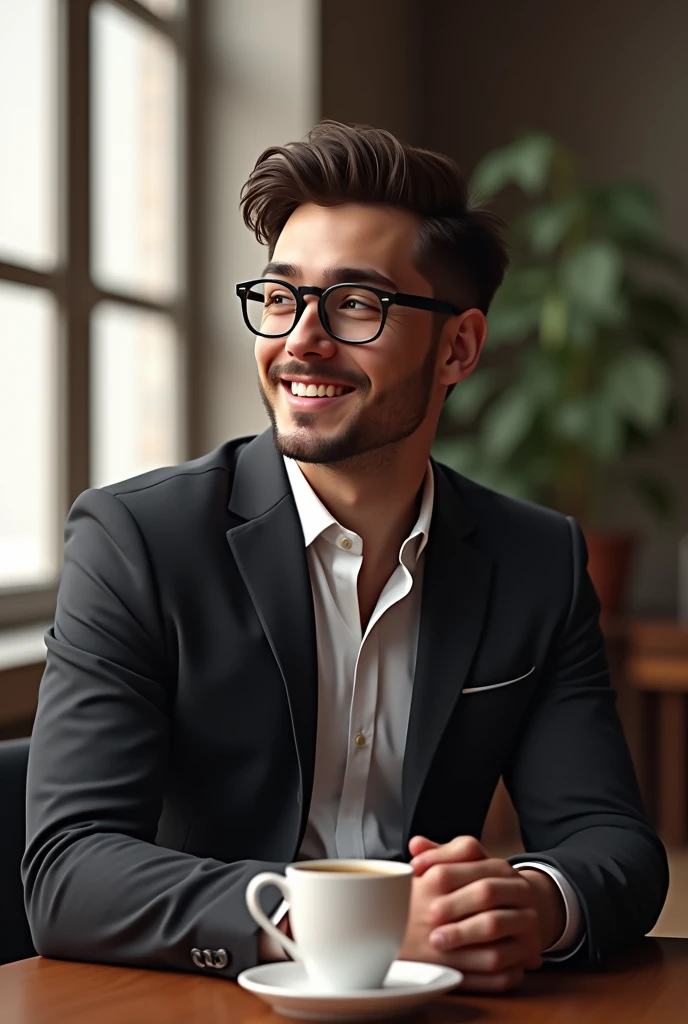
[283, 456, 434, 564]
[283, 456, 339, 548]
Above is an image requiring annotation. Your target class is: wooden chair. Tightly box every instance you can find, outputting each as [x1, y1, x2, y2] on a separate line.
[624, 621, 688, 846]
[0, 737, 36, 964]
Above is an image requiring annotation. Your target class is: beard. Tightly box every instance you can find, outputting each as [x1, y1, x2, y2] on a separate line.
[258, 340, 439, 467]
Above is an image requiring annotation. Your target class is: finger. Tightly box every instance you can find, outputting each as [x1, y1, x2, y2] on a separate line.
[431, 907, 539, 952]
[457, 967, 525, 993]
[423, 860, 517, 900]
[428, 875, 535, 925]
[420, 861, 501, 897]
[408, 836, 439, 861]
[437, 937, 542, 975]
[412, 835, 487, 874]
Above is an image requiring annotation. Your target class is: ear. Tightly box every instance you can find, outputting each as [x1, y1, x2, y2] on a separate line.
[437, 309, 488, 388]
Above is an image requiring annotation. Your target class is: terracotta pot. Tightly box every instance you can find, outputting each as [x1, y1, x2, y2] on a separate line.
[584, 530, 637, 617]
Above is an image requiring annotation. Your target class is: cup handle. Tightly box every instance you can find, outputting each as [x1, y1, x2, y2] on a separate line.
[246, 872, 300, 961]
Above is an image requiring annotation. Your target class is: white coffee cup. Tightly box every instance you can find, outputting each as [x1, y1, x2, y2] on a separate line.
[245, 859, 413, 992]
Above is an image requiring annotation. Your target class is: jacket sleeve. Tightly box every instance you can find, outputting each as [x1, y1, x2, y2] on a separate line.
[504, 518, 669, 966]
[22, 488, 284, 979]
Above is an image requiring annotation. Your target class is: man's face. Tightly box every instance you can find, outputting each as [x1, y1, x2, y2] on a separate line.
[253, 202, 448, 466]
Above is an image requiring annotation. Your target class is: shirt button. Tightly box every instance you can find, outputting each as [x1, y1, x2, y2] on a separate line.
[355, 733, 366, 747]
[339, 536, 353, 550]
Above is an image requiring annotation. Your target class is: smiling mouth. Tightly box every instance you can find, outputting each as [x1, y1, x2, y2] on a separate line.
[282, 380, 356, 399]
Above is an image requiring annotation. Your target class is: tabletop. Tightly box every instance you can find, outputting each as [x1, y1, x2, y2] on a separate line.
[1, 939, 686, 1023]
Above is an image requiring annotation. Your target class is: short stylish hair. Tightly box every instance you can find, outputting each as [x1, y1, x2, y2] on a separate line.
[240, 120, 509, 313]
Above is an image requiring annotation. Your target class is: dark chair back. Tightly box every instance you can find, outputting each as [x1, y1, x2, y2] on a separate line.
[0, 737, 36, 964]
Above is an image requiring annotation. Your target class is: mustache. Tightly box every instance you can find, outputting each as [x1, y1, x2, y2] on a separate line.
[268, 361, 370, 391]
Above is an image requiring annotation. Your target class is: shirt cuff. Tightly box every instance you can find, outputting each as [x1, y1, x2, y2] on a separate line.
[260, 900, 290, 962]
[514, 861, 586, 961]
[271, 900, 290, 927]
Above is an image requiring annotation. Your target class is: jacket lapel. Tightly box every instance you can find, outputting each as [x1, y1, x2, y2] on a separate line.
[226, 431, 318, 839]
[402, 463, 494, 840]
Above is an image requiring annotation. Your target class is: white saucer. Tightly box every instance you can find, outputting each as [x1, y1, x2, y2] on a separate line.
[237, 959, 463, 1021]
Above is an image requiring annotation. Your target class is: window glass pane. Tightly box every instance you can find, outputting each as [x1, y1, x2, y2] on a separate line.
[0, 283, 59, 588]
[91, 2, 179, 300]
[91, 303, 180, 489]
[0, 0, 57, 268]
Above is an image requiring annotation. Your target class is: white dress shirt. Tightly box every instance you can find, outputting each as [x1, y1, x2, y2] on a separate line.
[277, 456, 584, 958]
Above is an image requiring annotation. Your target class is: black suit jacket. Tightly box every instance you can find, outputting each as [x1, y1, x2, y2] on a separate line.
[23, 430, 668, 979]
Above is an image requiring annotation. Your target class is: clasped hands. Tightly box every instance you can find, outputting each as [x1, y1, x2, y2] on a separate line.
[399, 835, 566, 992]
[262, 835, 566, 991]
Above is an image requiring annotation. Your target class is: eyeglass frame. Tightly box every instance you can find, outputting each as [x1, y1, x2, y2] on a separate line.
[235, 278, 463, 345]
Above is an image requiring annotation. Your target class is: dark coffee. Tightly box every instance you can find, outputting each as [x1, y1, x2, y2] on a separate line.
[297, 864, 397, 876]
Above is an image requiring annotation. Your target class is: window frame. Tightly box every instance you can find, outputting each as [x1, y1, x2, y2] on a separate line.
[0, 0, 202, 629]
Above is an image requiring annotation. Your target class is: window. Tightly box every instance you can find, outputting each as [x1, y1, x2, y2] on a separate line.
[0, 0, 196, 628]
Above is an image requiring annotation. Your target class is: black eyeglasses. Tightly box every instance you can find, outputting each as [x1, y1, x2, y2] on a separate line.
[235, 278, 462, 345]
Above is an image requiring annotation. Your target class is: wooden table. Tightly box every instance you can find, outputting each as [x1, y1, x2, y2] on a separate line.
[1, 940, 686, 1023]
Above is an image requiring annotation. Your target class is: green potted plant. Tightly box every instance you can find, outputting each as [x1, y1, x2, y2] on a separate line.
[434, 132, 688, 614]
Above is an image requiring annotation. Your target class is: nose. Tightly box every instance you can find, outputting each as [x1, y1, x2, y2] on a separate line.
[285, 295, 337, 362]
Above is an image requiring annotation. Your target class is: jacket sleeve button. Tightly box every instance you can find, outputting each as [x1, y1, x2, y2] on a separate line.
[191, 948, 206, 968]
[203, 948, 230, 969]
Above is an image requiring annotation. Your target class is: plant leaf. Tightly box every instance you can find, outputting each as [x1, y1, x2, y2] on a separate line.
[520, 350, 561, 402]
[594, 184, 660, 242]
[539, 291, 569, 349]
[560, 240, 625, 321]
[468, 465, 539, 501]
[552, 397, 590, 443]
[511, 134, 556, 193]
[586, 401, 626, 462]
[481, 387, 536, 461]
[444, 369, 501, 425]
[567, 306, 598, 348]
[432, 437, 539, 499]
[552, 396, 625, 461]
[515, 195, 585, 255]
[431, 437, 480, 475]
[499, 267, 555, 299]
[487, 295, 542, 345]
[620, 236, 688, 274]
[470, 133, 554, 200]
[604, 347, 672, 433]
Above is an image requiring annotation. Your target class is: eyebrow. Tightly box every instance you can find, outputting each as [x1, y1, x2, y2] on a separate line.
[261, 262, 399, 292]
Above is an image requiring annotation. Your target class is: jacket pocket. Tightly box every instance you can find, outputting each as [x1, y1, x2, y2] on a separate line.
[462, 665, 535, 695]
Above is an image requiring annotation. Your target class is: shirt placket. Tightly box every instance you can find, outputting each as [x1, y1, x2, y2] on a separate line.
[336, 540, 422, 857]
[335, 624, 379, 858]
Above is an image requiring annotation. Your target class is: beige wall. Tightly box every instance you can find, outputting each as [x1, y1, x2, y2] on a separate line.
[200, 0, 319, 450]
[320, 0, 428, 145]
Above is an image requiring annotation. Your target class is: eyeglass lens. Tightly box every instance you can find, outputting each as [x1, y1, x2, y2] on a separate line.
[244, 281, 385, 343]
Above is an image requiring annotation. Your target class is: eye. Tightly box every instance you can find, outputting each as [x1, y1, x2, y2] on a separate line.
[338, 293, 378, 312]
[264, 288, 296, 309]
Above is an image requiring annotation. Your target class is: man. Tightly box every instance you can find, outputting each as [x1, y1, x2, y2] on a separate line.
[23, 121, 667, 993]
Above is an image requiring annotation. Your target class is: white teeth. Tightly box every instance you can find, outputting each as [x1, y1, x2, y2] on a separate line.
[288, 381, 350, 398]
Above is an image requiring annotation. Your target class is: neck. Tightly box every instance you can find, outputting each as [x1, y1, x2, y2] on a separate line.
[296, 437, 433, 632]
[297, 442, 429, 557]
